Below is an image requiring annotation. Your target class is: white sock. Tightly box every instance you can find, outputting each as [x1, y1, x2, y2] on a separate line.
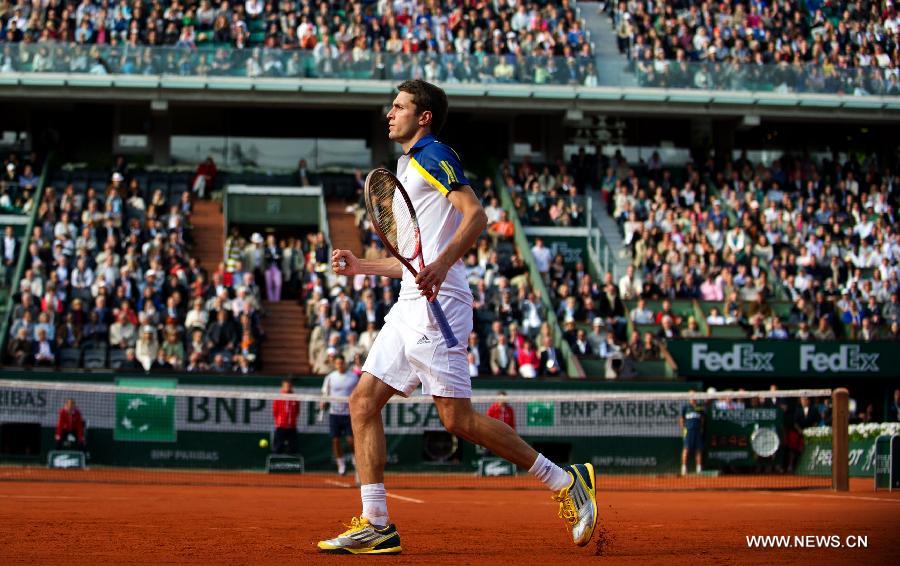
[529, 453, 571, 491]
[360, 483, 389, 526]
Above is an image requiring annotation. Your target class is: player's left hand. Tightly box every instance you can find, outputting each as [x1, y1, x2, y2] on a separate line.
[416, 259, 450, 302]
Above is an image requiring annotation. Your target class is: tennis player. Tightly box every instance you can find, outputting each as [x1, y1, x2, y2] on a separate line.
[318, 80, 598, 555]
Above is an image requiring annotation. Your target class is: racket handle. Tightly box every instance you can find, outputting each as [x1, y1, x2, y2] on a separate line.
[428, 299, 458, 348]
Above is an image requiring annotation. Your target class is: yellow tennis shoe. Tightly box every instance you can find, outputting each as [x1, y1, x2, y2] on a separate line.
[317, 517, 402, 555]
[553, 463, 599, 546]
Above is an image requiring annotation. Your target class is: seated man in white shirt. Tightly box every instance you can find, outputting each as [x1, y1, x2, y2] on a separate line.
[706, 307, 726, 326]
[629, 298, 654, 325]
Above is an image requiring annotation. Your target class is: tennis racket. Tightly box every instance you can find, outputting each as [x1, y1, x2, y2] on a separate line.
[363, 167, 459, 348]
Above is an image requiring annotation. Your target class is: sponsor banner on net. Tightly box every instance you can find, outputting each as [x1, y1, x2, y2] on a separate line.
[0, 384, 687, 438]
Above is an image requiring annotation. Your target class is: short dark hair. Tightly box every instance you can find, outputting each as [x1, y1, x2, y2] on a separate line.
[397, 80, 448, 135]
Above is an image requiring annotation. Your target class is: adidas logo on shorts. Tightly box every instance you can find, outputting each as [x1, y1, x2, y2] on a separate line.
[416, 335, 431, 345]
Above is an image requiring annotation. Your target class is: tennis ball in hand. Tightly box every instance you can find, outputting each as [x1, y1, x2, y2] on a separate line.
[259, 438, 269, 448]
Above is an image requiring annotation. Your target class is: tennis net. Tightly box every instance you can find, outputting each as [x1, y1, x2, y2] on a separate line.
[0, 379, 839, 490]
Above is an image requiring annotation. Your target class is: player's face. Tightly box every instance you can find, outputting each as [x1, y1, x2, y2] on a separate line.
[386, 91, 424, 144]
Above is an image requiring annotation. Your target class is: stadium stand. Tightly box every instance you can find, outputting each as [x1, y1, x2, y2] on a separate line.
[600, 148, 899, 346]
[0, 0, 598, 83]
[607, 1, 900, 95]
[1, 157, 289, 372]
[302, 170, 578, 378]
[494, 145, 899, 383]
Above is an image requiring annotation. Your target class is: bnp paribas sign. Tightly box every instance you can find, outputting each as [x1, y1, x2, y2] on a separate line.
[668, 340, 890, 378]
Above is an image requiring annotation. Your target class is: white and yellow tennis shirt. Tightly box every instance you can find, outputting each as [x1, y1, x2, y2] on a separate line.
[395, 133, 474, 306]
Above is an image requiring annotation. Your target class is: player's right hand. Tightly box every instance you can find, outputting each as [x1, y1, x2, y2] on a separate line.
[332, 249, 360, 276]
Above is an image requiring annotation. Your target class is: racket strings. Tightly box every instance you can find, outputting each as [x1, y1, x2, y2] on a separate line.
[369, 173, 417, 260]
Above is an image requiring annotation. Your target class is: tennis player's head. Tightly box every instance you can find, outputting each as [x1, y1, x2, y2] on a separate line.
[387, 79, 448, 145]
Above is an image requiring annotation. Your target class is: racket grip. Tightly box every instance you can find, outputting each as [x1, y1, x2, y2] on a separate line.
[428, 299, 458, 348]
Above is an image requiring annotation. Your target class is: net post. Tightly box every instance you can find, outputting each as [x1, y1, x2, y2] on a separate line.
[831, 388, 849, 492]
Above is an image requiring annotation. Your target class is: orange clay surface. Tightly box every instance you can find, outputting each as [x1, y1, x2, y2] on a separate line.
[0, 478, 897, 565]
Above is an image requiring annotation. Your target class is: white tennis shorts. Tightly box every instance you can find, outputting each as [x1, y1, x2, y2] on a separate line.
[362, 296, 473, 398]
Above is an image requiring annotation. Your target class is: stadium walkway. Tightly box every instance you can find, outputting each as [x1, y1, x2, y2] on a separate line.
[326, 199, 363, 258]
[191, 200, 226, 271]
[579, 2, 636, 88]
[259, 198, 362, 377]
[260, 300, 310, 376]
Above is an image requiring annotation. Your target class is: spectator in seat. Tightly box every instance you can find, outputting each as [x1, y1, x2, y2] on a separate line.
[587, 318, 606, 357]
[55, 398, 85, 450]
[629, 298, 654, 325]
[516, 338, 540, 378]
[635, 332, 661, 362]
[539, 335, 563, 377]
[150, 349, 174, 371]
[32, 327, 56, 366]
[768, 317, 789, 340]
[7, 327, 32, 367]
[120, 348, 142, 370]
[135, 327, 158, 371]
[654, 299, 681, 326]
[489, 333, 517, 376]
[706, 307, 725, 326]
[681, 316, 703, 338]
[571, 328, 590, 356]
[656, 315, 680, 342]
[812, 317, 836, 341]
[487, 209, 514, 244]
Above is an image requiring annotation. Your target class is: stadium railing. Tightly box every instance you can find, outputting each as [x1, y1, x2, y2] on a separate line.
[0, 156, 50, 355]
[2, 43, 899, 97]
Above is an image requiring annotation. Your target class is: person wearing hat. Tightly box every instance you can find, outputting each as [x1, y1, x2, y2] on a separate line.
[587, 317, 606, 357]
[135, 327, 158, 371]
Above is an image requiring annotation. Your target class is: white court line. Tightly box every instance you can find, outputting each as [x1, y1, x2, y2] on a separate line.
[775, 492, 900, 504]
[386, 493, 424, 504]
[0, 494, 86, 499]
[322, 479, 424, 503]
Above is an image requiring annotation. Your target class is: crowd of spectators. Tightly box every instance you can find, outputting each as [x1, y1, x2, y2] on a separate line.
[0, 0, 598, 84]
[605, 148, 899, 346]
[494, 145, 899, 374]
[3, 155, 278, 373]
[0, 151, 42, 214]
[610, 1, 900, 95]
[498, 154, 645, 375]
[503, 149, 599, 228]
[305, 167, 571, 379]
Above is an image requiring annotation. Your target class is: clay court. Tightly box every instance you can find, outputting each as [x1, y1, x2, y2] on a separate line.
[1, 477, 897, 565]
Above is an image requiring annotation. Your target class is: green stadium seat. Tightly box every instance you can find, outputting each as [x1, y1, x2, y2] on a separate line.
[634, 360, 669, 378]
[708, 325, 748, 339]
[579, 357, 605, 378]
[59, 347, 82, 368]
